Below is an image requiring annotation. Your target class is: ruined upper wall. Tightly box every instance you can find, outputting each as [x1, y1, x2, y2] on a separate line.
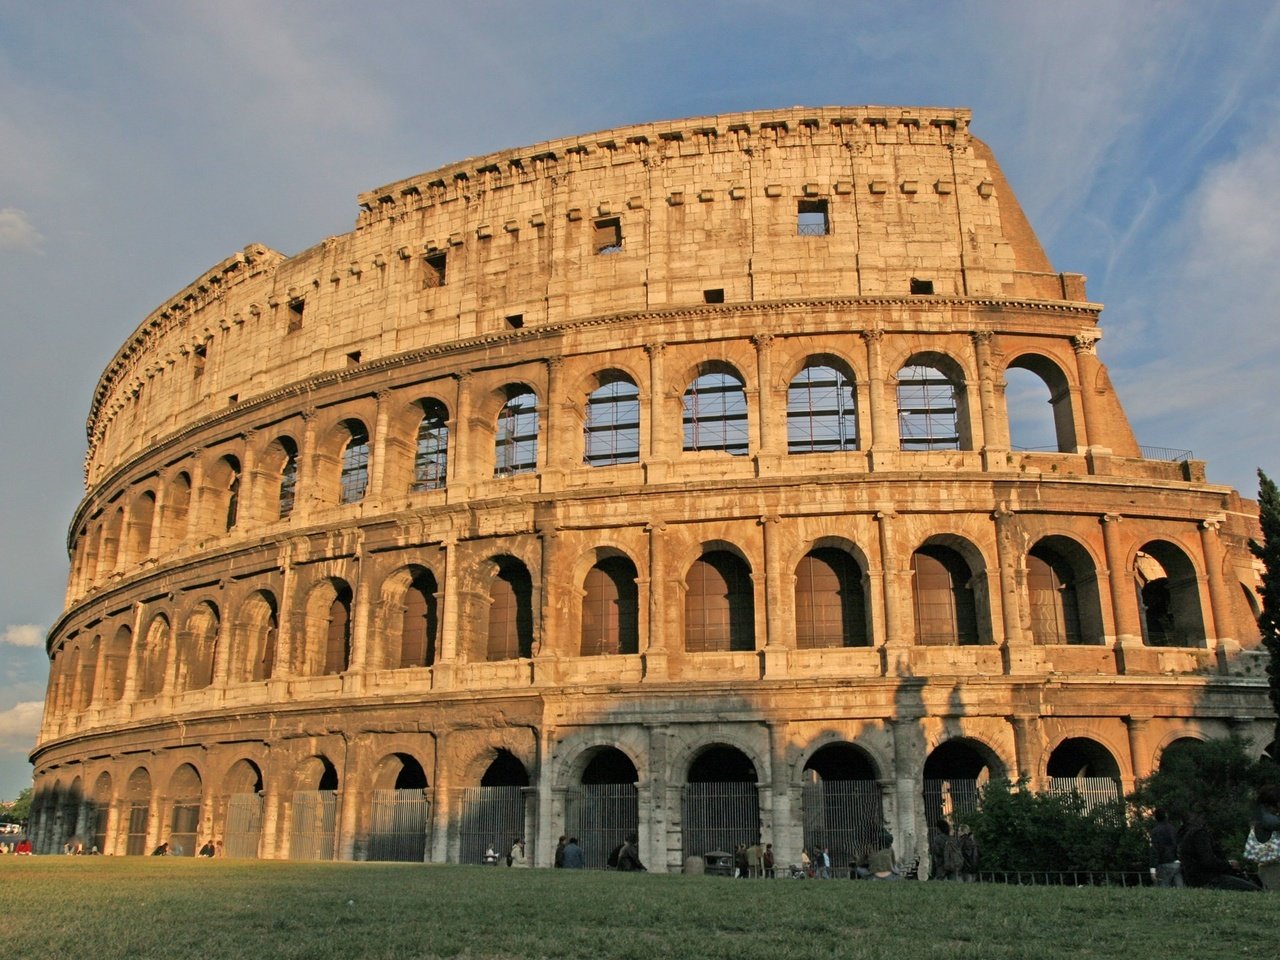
[85, 106, 1082, 482]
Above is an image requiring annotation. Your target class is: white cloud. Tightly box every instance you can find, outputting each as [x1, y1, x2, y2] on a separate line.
[0, 702, 42, 751]
[0, 208, 43, 252]
[1, 625, 45, 648]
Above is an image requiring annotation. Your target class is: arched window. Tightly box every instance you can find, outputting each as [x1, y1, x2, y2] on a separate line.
[1135, 541, 1205, 647]
[400, 569, 439, 668]
[179, 601, 220, 691]
[274, 437, 299, 519]
[223, 457, 241, 530]
[168, 472, 192, 545]
[494, 390, 539, 477]
[584, 377, 640, 466]
[1005, 355, 1076, 453]
[412, 400, 449, 491]
[788, 363, 858, 453]
[324, 585, 353, 675]
[1028, 549, 1082, 644]
[898, 362, 962, 450]
[486, 557, 534, 660]
[684, 551, 755, 652]
[137, 615, 171, 698]
[127, 491, 156, 561]
[795, 548, 869, 648]
[339, 423, 370, 503]
[580, 556, 639, 656]
[911, 546, 979, 644]
[683, 370, 748, 455]
[237, 590, 278, 683]
[102, 626, 131, 703]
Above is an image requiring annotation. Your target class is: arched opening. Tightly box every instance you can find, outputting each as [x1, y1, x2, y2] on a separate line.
[1158, 737, 1204, 770]
[90, 771, 112, 855]
[802, 743, 882, 875]
[301, 579, 352, 676]
[167, 764, 203, 856]
[494, 387, 539, 477]
[795, 548, 869, 648]
[124, 767, 152, 855]
[897, 356, 969, 450]
[267, 436, 299, 520]
[166, 472, 191, 547]
[584, 375, 641, 466]
[568, 747, 640, 870]
[412, 399, 450, 491]
[1027, 537, 1104, 645]
[787, 360, 858, 453]
[216, 455, 242, 531]
[684, 550, 755, 653]
[75, 636, 99, 710]
[1046, 737, 1122, 809]
[682, 745, 760, 863]
[136, 614, 170, 699]
[1135, 541, 1206, 647]
[486, 557, 534, 661]
[339, 421, 371, 504]
[368, 754, 430, 863]
[102, 625, 131, 703]
[290, 757, 339, 861]
[460, 750, 531, 865]
[580, 556, 640, 656]
[1005, 356, 1076, 453]
[222, 759, 264, 859]
[235, 590, 278, 683]
[99, 507, 124, 576]
[923, 739, 1002, 848]
[911, 545, 980, 644]
[399, 568, 439, 668]
[682, 367, 749, 456]
[126, 490, 156, 562]
[178, 601, 219, 691]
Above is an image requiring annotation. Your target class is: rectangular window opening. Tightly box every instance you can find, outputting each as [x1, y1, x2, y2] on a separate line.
[593, 217, 622, 254]
[797, 199, 829, 236]
[910, 278, 935, 295]
[228, 394, 238, 405]
[423, 252, 447, 288]
[287, 298, 304, 333]
[703, 289, 725, 304]
[346, 351, 362, 366]
[505, 314, 524, 329]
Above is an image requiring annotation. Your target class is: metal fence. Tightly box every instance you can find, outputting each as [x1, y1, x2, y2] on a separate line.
[290, 791, 337, 861]
[368, 789, 429, 862]
[91, 807, 108, 856]
[923, 778, 980, 850]
[978, 870, 1150, 887]
[224, 793, 262, 858]
[802, 780, 883, 875]
[565, 783, 638, 869]
[457, 786, 526, 865]
[169, 802, 200, 856]
[681, 782, 760, 862]
[125, 802, 149, 856]
[1047, 777, 1121, 812]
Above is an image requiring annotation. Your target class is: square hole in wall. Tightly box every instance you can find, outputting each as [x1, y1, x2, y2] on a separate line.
[594, 217, 622, 254]
[424, 252, 447, 288]
[797, 199, 829, 235]
[287, 298, 304, 332]
[506, 314, 524, 329]
[346, 351, 362, 366]
[910, 278, 934, 295]
[704, 289, 725, 304]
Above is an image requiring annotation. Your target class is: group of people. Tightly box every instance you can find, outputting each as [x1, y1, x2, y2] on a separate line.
[1, 839, 33, 854]
[929, 820, 980, 882]
[731, 841, 776, 878]
[1149, 785, 1280, 892]
[495, 832, 645, 871]
[552, 835, 586, 868]
[149, 839, 222, 857]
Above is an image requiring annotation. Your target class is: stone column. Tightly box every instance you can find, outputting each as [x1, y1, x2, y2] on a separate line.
[272, 547, 298, 681]
[346, 543, 372, 687]
[643, 521, 669, 679]
[1125, 715, 1153, 789]
[644, 343, 670, 481]
[760, 515, 789, 676]
[435, 537, 460, 689]
[971, 330, 1005, 465]
[1072, 333, 1105, 451]
[146, 468, 170, 560]
[542, 358, 567, 486]
[767, 721, 797, 865]
[536, 515, 564, 661]
[450, 373, 472, 488]
[336, 739, 359, 861]
[993, 508, 1034, 672]
[293, 409, 319, 523]
[237, 430, 258, 526]
[752, 334, 780, 471]
[1199, 519, 1232, 645]
[861, 329, 894, 455]
[429, 733, 451, 863]
[647, 724, 671, 873]
[102, 794, 123, 857]
[210, 584, 233, 688]
[368, 390, 392, 504]
[876, 510, 906, 649]
[889, 716, 926, 875]
[1101, 514, 1142, 645]
[1009, 714, 1041, 788]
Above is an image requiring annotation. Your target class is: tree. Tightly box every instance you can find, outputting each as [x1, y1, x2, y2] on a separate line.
[3, 787, 32, 824]
[1250, 469, 1280, 755]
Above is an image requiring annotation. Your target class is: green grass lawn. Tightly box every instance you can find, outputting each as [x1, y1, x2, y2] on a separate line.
[0, 858, 1268, 960]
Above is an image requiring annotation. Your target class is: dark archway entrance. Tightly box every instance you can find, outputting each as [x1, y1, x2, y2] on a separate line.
[682, 745, 760, 862]
[567, 748, 639, 869]
[923, 739, 1002, 847]
[802, 743, 882, 876]
[459, 750, 531, 864]
[1046, 738, 1121, 810]
[290, 757, 339, 861]
[368, 754, 430, 862]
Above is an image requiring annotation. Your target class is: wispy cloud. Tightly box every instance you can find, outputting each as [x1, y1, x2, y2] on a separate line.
[0, 209, 43, 252]
[0, 702, 42, 751]
[1, 625, 45, 648]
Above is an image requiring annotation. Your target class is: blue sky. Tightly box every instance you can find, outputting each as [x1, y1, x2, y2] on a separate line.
[1, 1, 1278, 800]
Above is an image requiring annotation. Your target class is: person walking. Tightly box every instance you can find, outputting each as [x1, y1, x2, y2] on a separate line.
[1149, 808, 1183, 888]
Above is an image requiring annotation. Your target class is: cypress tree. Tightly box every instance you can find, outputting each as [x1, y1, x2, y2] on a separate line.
[1250, 469, 1280, 755]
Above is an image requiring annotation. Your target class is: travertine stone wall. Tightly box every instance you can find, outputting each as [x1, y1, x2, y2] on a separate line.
[33, 107, 1271, 871]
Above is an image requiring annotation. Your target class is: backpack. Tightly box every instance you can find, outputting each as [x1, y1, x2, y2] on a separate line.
[942, 835, 964, 873]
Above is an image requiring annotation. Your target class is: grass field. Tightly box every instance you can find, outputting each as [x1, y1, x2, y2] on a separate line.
[0, 858, 1268, 960]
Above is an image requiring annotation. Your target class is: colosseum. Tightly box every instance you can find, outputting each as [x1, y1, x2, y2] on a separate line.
[29, 106, 1271, 871]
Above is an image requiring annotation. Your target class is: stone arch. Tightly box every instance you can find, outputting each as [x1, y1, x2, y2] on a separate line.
[895, 350, 973, 451]
[923, 736, 1006, 839]
[177, 600, 220, 691]
[165, 471, 192, 549]
[1157, 735, 1206, 769]
[490, 383, 540, 477]
[289, 755, 340, 861]
[202, 454, 242, 535]
[578, 550, 640, 656]
[1134, 539, 1206, 647]
[684, 547, 755, 653]
[794, 543, 871, 648]
[98, 505, 124, 577]
[377, 564, 440, 669]
[126, 488, 157, 562]
[581, 368, 642, 467]
[123, 766, 153, 855]
[1046, 736, 1122, 780]
[90, 771, 112, 854]
[135, 613, 171, 699]
[681, 360, 750, 456]
[219, 757, 265, 859]
[1027, 535, 1105, 645]
[786, 354, 860, 454]
[483, 555, 534, 661]
[260, 434, 300, 520]
[166, 763, 203, 856]
[910, 534, 991, 645]
[74, 634, 99, 710]
[232, 589, 279, 683]
[682, 743, 762, 862]
[101, 624, 132, 703]
[300, 577, 353, 676]
[365, 752, 431, 863]
[1003, 351, 1077, 453]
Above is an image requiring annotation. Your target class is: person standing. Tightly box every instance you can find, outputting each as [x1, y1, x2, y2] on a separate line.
[563, 836, 586, 869]
[554, 835, 567, 869]
[1148, 808, 1183, 888]
[762, 843, 775, 879]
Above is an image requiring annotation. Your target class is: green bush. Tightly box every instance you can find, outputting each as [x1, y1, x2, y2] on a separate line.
[962, 778, 1147, 873]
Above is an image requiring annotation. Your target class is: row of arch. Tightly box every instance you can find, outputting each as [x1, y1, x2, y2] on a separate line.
[49, 530, 1214, 716]
[29, 731, 1157, 862]
[73, 345, 1082, 593]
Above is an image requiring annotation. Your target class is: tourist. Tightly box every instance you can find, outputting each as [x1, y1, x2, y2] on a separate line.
[931, 821, 961, 880]
[958, 824, 980, 883]
[733, 843, 747, 878]
[746, 839, 762, 878]
[616, 832, 645, 871]
[819, 847, 832, 879]
[508, 838, 528, 868]
[1249, 785, 1280, 891]
[198, 839, 215, 857]
[800, 847, 812, 877]
[554, 834, 567, 868]
[762, 842, 775, 879]
[151, 841, 170, 856]
[868, 847, 899, 881]
[1148, 808, 1183, 887]
[563, 836, 585, 869]
[1177, 809, 1259, 891]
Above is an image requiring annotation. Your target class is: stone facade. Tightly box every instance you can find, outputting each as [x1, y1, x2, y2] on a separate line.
[30, 106, 1271, 871]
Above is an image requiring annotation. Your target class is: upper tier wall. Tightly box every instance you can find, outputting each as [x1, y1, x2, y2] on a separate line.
[86, 106, 1080, 483]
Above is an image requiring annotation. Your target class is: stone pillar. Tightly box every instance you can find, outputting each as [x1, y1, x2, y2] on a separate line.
[273, 548, 298, 681]
[876, 510, 906, 648]
[1125, 715, 1153, 788]
[542, 358, 567, 486]
[346, 543, 372, 684]
[237, 430, 258, 527]
[993, 508, 1035, 673]
[644, 343, 670, 481]
[435, 537, 460, 689]
[1072, 333, 1105, 451]
[293, 409, 319, 523]
[767, 721, 796, 865]
[102, 795, 123, 857]
[536, 515, 564, 660]
[752, 334, 780, 470]
[429, 733, 451, 863]
[1101, 514, 1142, 645]
[760, 515, 789, 676]
[643, 521, 669, 679]
[210, 585, 233, 688]
[336, 740, 359, 861]
[861, 329, 894, 455]
[146, 468, 170, 559]
[647, 724, 671, 873]
[368, 390, 392, 504]
[971, 330, 1005, 465]
[1009, 714, 1041, 788]
[450, 373, 472, 488]
[1199, 519, 1232, 645]
[889, 716, 926, 875]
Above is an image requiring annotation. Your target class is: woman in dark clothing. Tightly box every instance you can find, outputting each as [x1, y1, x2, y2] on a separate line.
[1177, 812, 1259, 891]
[1251, 785, 1280, 891]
